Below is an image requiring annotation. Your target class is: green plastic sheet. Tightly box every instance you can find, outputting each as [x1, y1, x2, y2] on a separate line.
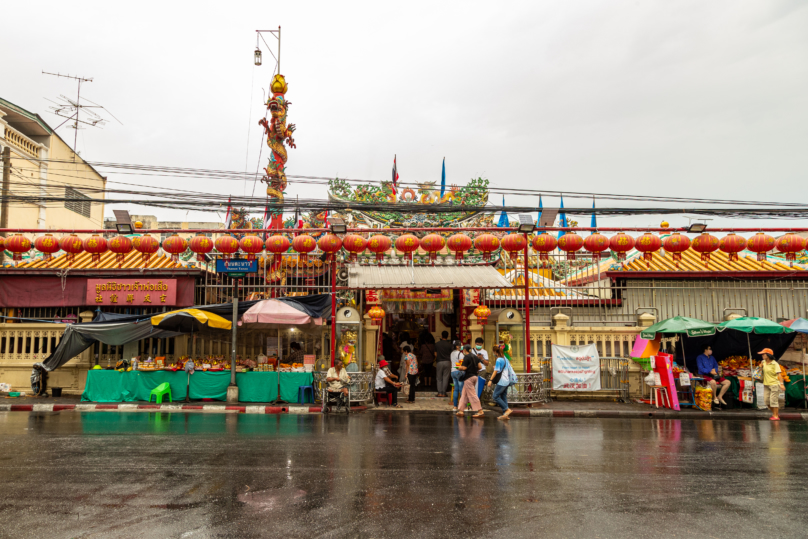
[81, 370, 188, 402]
[82, 370, 314, 403]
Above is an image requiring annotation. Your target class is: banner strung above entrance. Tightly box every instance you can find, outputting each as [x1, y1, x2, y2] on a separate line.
[381, 290, 453, 314]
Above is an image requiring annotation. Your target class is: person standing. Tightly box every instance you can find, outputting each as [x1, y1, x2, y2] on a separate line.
[456, 344, 484, 419]
[418, 330, 436, 389]
[488, 345, 514, 420]
[759, 348, 785, 421]
[449, 340, 464, 412]
[696, 345, 731, 406]
[403, 346, 419, 403]
[472, 337, 490, 400]
[434, 331, 453, 397]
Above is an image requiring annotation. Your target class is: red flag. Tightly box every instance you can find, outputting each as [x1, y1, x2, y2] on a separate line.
[391, 155, 399, 196]
[224, 196, 233, 229]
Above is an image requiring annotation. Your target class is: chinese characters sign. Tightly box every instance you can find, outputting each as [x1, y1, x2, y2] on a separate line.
[552, 344, 601, 391]
[86, 279, 178, 306]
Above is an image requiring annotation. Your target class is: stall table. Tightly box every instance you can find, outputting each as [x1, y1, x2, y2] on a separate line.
[82, 370, 313, 403]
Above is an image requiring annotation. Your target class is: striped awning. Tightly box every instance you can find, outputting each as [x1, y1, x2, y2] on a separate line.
[347, 264, 512, 290]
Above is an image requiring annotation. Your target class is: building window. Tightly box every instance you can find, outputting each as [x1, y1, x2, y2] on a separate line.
[65, 187, 91, 218]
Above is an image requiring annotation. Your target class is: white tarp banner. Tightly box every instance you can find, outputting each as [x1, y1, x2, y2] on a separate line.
[552, 344, 601, 391]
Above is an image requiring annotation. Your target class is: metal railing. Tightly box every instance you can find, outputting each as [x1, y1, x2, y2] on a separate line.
[535, 356, 630, 403]
[312, 370, 374, 404]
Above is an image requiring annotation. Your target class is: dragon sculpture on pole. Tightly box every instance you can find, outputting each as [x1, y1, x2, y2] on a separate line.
[259, 73, 296, 229]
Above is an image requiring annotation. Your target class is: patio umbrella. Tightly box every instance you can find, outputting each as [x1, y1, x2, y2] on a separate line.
[640, 316, 715, 373]
[717, 317, 795, 373]
[238, 299, 323, 329]
[151, 308, 232, 332]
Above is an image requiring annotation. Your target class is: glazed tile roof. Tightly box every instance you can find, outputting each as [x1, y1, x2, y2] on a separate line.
[16, 249, 184, 270]
[493, 269, 590, 299]
[615, 247, 805, 273]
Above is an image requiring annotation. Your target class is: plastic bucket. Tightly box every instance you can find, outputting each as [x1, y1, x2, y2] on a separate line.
[51, 387, 63, 397]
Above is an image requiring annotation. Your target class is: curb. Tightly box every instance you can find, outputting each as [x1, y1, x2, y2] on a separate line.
[0, 403, 367, 414]
[503, 409, 808, 421]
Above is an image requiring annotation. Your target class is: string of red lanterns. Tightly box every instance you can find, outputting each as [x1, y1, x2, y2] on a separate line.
[6, 231, 807, 270]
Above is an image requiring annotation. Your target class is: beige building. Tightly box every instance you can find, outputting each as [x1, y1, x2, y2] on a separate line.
[0, 97, 106, 234]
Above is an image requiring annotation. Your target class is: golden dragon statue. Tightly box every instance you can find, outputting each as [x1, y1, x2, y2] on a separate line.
[259, 74, 296, 213]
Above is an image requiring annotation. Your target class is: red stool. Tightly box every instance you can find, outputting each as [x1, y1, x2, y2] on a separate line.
[375, 391, 393, 405]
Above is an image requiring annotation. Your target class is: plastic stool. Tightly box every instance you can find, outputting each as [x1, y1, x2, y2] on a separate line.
[149, 382, 172, 404]
[298, 386, 314, 404]
[649, 385, 668, 409]
[375, 392, 393, 405]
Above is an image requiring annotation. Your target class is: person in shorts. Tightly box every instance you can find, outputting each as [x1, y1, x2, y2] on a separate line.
[696, 345, 730, 406]
[759, 348, 785, 421]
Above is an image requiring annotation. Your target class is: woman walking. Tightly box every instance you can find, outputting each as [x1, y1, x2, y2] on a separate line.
[759, 348, 786, 421]
[487, 345, 514, 420]
[403, 345, 419, 403]
[450, 340, 464, 412]
[456, 344, 484, 419]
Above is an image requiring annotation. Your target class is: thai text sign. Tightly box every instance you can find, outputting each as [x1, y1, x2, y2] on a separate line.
[86, 279, 178, 306]
[216, 259, 258, 273]
[552, 343, 601, 391]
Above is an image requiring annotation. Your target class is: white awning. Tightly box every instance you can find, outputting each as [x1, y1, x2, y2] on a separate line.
[347, 264, 513, 289]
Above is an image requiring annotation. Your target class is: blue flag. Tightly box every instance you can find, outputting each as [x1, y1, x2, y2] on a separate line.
[538, 195, 543, 228]
[558, 195, 567, 239]
[440, 158, 446, 198]
[590, 197, 597, 229]
[497, 195, 509, 227]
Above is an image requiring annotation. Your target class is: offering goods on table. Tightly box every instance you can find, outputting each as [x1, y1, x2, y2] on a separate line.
[695, 386, 713, 411]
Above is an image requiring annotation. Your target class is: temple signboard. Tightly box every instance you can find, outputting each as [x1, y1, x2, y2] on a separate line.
[86, 279, 178, 306]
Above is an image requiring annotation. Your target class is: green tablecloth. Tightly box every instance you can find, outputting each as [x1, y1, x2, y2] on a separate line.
[82, 370, 188, 402]
[82, 370, 314, 403]
[785, 375, 806, 407]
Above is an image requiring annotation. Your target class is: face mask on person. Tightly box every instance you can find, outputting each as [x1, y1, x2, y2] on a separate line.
[475, 345, 482, 350]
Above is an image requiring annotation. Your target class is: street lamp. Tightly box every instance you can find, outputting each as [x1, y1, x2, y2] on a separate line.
[688, 222, 708, 233]
[517, 214, 535, 233]
[254, 47, 262, 66]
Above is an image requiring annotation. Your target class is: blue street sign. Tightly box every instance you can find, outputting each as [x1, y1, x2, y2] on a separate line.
[216, 258, 258, 273]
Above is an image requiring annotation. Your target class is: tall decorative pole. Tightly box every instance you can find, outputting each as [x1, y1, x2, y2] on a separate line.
[259, 74, 297, 230]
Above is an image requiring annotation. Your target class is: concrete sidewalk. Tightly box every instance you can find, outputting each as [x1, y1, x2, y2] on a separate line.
[2, 392, 807, 420]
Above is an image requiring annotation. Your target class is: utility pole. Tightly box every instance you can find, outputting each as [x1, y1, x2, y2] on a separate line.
[0, 146, 11, 266]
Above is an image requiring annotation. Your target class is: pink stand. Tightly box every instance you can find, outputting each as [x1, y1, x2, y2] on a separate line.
[653, 353, 680, 411]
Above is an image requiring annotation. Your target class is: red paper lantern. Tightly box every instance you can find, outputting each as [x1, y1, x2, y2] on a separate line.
[292, 234, 316, 263]
[108, 235, 134, 268]
[368, 305, 386, 325]
[609, 232, 635, 263]
[343, 234, 368, 262]
[776, 233, 806, 265]
[420, 233, 445, 262]
[83, 235, 108, 265]
[691, 233, 720, 266]
[214, 235, 239, 260]
[557, 232, 584, 261]
[532, 233, 557, 267]
[162, 234, 188, 263]
[446, 233, 473, 262]
[634, 233, 662, 269]
[501, 233, 528, 264]
[366, 234, 391, 263]
[583, 233, 609, 263]
[0, 236, 4, 254]
[746, 232, 775, 262]
[239, 235, 264, 261]
[474, 233, 500, 261]
[59, 234, 84, 266]
[133, 234, 160, 266]
[318, 234, 343, 262]
[5, 234, 31, 262]
[662, 233, 691, 267]
[265, 234, 291, 264]
[34, 234, 60, 263]
[395, 234, 420, 262]
[719, 233, 747, 264]
[188, 234, 214, 263]
[473, 304, 491, 324]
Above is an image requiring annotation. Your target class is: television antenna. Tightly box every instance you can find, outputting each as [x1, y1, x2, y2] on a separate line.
[42, 71, 122, 159]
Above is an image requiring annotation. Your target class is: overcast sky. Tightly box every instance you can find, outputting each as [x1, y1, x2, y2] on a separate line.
[3, 0, 807, 231]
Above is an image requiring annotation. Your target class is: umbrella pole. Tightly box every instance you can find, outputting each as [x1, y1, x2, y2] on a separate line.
[186, 327, 193, 403]
[747, 333, 753, 374]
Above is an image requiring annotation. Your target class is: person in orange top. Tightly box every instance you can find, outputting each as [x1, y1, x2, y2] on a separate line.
[759, 348, 786, 421]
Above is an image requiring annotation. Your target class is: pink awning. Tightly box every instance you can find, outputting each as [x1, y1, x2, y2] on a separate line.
[238, 300, 323, 328]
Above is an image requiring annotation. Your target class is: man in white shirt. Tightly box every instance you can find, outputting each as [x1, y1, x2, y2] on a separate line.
[324, 361, 351, 412]
[374, 359, 402, 407]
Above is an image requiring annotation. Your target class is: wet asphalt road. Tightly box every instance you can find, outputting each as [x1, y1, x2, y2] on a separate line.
[1, 412, 807, 539]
